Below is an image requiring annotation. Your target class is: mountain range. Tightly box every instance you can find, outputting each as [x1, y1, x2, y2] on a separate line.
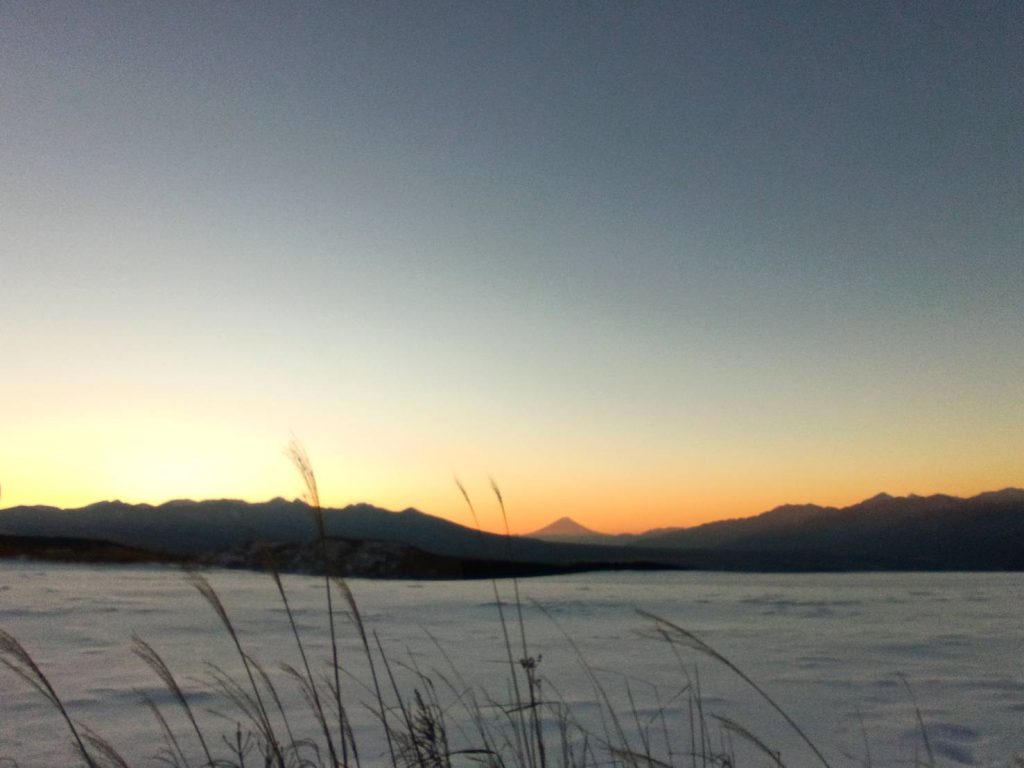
[1, 488, 1022, 574]
[0, 497, 674, 576]
[529, 489, 1024, 570]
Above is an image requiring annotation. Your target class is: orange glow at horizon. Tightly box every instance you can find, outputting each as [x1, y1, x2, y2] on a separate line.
[2, 1, 1021, 552]
[1, 415, 1019, 535]
[1, 381, 1020, 535]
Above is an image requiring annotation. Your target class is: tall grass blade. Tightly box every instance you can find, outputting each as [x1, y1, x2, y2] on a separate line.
[710, 714, 784, 767]
[79, 727, 130, 768]
[288, 439, 350, 768]
[490, 479, 547, 768]
[0, 629, 99, 768]
[133, 635, 214, 766]
[639, 611, 832, 768]
[185, 571, 285, 767]
[455, 479, 531, 768]
[138, 691, 191, 768]
[270, 567, 341, 768]
[336, 577, 398, 768]
[898, 673, 934, 768]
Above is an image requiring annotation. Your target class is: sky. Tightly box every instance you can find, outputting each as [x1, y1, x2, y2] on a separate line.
[1, 2, 1021, 534]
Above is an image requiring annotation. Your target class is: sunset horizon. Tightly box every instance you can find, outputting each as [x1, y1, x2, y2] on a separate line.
[2, 4, 1021, 763]
[4, 3, 1020, 542]
[3, 473, 1021, 536]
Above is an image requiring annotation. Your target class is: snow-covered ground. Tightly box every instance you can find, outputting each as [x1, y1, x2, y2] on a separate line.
[1, 563, 1021, 766]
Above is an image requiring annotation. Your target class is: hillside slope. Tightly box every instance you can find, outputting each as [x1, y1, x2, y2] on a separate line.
[0, 498, 670, 567]
[634, 489, 1024, 569]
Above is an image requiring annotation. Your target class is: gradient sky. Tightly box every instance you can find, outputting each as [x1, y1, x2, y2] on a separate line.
[2, 2, 1021, 533]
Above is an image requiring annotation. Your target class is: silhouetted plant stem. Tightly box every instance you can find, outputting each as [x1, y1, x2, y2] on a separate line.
[138, 690, 192, 768]
[132, 634, 214, 766]
[375, 630, 428, 768]
[270, 567, 341, 768]
[0, 629, 99, 768]
[338, 577, 399, 768]
[186, 571, 285, 767]
[898, 673, 934, 768]
[491, 479, 547, 768]
[289, 439, 351, 768]
[455, 479, 533, 768]
[639, 610, 832, 768]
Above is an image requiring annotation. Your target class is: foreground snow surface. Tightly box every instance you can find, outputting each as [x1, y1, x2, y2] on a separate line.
[1, 563, 1021, 767]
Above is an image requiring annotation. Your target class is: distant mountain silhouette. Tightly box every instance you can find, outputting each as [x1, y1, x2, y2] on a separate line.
[0, 497, 672, 570]
[0, 488, 1021, 572]
[526, 516, 614, 543]
[631, 488, 1024, 569]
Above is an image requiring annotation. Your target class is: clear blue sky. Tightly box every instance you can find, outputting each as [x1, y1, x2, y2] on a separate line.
[2, 2, 1021, 531]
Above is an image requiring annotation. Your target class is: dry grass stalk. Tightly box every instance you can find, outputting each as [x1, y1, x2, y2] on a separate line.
[0, 628, 99, 768]
[288, 439, 351, 768]
[133, 635, 214, 766]
[0, 447, 957, 768]
[637, 611, 832, 768]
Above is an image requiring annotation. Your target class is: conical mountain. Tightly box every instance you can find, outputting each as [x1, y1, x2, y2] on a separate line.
[528, 516, 604, 540]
